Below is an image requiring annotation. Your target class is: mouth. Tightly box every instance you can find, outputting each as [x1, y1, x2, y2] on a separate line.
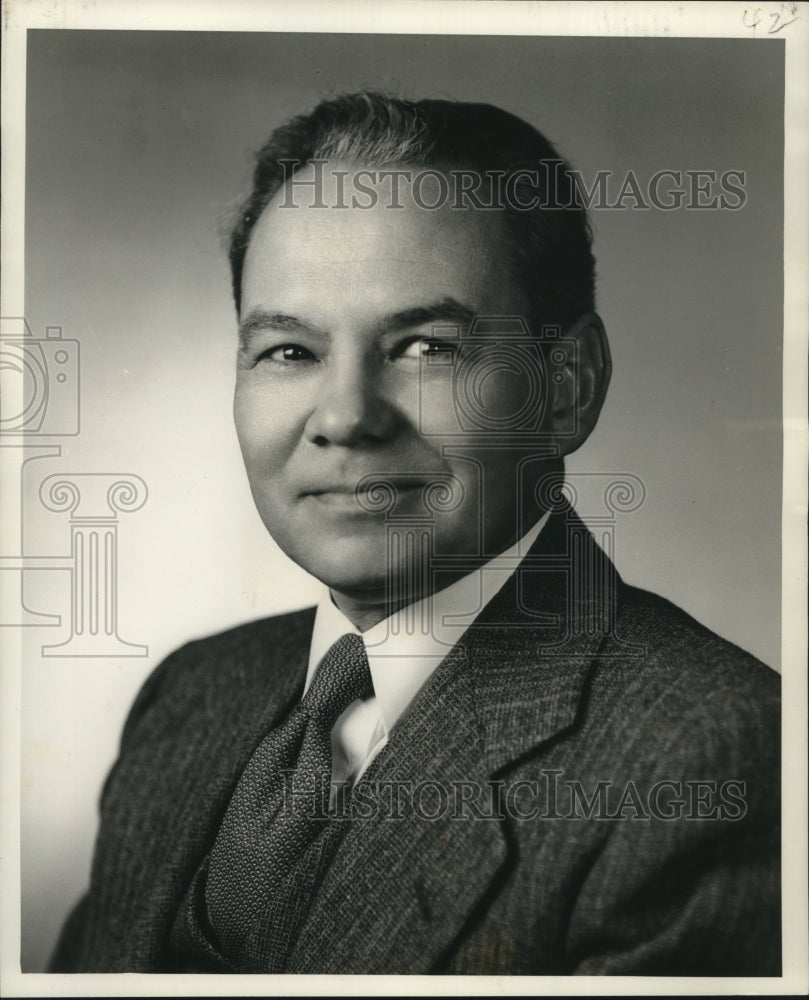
[307, 491, 372, 510]
[303, 479, 429, 511]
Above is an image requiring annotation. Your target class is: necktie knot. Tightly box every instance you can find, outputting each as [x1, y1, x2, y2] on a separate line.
[302, 632, 373, 728]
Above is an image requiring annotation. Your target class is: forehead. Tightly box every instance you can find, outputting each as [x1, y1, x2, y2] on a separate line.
[241, 162, 527, 322]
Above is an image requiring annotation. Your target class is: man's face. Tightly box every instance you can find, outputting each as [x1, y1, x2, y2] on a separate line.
[234, 163, 558, 608]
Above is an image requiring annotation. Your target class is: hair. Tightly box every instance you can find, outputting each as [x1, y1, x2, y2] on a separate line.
[229, 92, 596, 332]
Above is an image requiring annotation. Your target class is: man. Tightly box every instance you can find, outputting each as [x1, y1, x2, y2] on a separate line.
[50, 92, 780, 976]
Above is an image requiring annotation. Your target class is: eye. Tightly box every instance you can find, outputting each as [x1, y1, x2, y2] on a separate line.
[261, 343, 317, 363]
[398, 338, 458, 361]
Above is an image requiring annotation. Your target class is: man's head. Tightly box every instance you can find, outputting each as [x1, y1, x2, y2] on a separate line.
[230, 93, 610, 622]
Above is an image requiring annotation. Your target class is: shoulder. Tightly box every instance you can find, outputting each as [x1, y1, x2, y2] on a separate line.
[587, 579, 780, 775]
[565, 583, 781, 975]
[117, 606, 316, 749]
[538, 504, 779, 710]
[613, 579, 779, 696]
[161, 606, 316, 674]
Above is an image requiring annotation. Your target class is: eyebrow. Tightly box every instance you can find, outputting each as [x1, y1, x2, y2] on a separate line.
[381, 298, 477, 334]
[238, 311, 320, 351]
[238, 297, 477, 350]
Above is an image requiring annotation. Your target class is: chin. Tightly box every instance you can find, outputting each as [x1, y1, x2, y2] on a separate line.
[311, 563, 391, 601]
[283, 537, 391, 594]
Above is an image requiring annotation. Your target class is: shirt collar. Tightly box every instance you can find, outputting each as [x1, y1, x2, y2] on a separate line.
[306, 510, 550, 736]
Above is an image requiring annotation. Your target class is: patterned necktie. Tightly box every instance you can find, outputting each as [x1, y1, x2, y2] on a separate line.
[204, 632, 372, 972]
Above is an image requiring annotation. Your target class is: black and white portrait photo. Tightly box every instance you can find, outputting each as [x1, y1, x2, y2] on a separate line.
[1, 2, 806, 995]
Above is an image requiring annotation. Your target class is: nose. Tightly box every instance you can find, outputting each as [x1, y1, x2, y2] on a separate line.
[303, 355, 399, 447]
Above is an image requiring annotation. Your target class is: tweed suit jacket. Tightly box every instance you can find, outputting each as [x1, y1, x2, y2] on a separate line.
[50, 505, 781, 976]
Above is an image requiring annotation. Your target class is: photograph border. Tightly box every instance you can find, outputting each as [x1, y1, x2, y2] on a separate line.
[1, 1, 807, 996]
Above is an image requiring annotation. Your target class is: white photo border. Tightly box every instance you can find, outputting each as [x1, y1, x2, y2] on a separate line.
[1, 1, 807, 996]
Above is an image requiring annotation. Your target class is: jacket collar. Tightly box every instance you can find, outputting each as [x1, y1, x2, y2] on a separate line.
[466, 501, 618, 773]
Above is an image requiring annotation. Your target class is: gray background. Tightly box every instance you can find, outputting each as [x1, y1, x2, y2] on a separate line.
[21, 31, 783, 970]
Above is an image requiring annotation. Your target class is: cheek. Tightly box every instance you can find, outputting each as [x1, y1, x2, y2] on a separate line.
[233, 384, 295, 480]
[455, 351, 548, 433]
[414, 375, 462, 438]
[438, 444, 529, 541]
[417, 355, 548, 440]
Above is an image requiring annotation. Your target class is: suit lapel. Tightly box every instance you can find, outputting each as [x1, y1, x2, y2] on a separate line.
[289, 505, 614, 973]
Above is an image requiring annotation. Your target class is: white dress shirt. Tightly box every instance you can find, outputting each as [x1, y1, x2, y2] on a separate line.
[303, 511, 550, 794]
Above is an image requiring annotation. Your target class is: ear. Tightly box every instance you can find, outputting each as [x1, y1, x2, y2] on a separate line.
[546, 312, 611, 456]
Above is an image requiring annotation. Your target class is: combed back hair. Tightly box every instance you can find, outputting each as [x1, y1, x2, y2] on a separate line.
[229, 92, 596, 333]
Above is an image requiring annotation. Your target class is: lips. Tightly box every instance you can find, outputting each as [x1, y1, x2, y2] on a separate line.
[301, 477, 431, 515]
[301, 476, 429, 497]
[305, 482, 425, 496]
